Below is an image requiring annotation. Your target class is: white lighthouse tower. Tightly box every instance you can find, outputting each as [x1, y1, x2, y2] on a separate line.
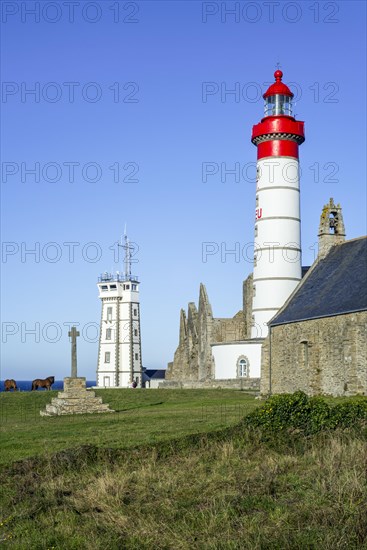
[251, 69, 305, 338]
[96, 234, 143, 388]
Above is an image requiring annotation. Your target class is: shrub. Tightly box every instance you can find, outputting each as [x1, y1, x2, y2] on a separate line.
[244, 391, 367, 436]
[330, 400, 367, 429]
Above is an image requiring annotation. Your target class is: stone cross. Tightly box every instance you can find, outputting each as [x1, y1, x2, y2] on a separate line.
[68, 326, 80, 378]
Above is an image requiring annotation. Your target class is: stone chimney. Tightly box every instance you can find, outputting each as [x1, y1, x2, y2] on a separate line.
[318, 198, 346, 259]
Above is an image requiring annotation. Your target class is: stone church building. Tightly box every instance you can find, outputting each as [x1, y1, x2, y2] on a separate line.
[166, 199, 367, 397]
[261, 236, 367, 396]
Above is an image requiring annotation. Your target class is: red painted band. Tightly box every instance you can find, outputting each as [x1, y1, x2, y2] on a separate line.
[257, 140, 299, 159]
[252, 117, 305, 142]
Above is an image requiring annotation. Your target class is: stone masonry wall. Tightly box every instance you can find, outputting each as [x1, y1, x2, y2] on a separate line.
[212, 313, 246, 344]
[243, 274, 254, 339]
[261, 311, 367, 397]
[166, 281, 248, 382]
[159, 378, 260, 390]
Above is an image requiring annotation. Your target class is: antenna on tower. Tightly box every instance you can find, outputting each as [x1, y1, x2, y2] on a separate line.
[125, 232, 131, 280]
[118, 223, 133, 280]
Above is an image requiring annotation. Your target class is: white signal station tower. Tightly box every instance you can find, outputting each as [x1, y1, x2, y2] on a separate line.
[96, 233, 142, 387]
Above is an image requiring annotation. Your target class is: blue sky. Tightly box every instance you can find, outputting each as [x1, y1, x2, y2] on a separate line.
[1, 0, 366, 379]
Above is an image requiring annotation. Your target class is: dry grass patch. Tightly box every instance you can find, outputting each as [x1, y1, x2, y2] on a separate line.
[4, 431, 366, 549]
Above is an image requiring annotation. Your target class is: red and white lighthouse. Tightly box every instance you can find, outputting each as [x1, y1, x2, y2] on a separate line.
[251, 70, 305, 338]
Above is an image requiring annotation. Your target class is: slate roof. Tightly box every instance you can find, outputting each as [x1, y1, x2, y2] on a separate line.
[270, 237, 367, 326]
[143, 369, 166, 380]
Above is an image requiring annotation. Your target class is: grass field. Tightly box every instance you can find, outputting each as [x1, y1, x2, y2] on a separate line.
[0, 389, 366, 549]
[0, 389, 259, 467]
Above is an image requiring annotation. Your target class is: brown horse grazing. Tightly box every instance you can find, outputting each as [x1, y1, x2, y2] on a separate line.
[4, 379, 18, 391]
[31, 376, 55, 391]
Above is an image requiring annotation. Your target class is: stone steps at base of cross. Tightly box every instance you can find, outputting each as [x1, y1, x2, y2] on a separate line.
[50, 397, 105, 406]
[57, 390, 98, 399]
[40, 402, 114, 416]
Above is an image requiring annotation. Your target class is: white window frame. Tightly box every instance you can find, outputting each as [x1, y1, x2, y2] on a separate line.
[237, 356, 250, 378]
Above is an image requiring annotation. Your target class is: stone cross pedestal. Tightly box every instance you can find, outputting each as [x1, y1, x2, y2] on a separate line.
[40, 326, 114, 416]
[40, 377, 114, 416]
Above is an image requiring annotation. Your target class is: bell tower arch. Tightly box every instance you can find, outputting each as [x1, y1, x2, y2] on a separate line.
[318, 198, 346, 259]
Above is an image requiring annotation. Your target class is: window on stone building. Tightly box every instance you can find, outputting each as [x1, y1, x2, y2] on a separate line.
[133, 308, 137, 316]
[106, 328, 112, 340]
[300, 340, 309, 368]
[237, 356, 250, 378]
[105, 352, 111, 363]
[107, 307, 112, 321]
[135, 353, 139, 360]
[134, 329, 138, 337]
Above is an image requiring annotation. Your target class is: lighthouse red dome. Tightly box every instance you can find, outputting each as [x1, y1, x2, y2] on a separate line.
[263, 70, 294, 98]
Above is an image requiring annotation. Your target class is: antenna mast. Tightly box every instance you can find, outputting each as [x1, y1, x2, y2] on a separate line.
[118, 225, 134, 280]
[124, 232, 132, 279]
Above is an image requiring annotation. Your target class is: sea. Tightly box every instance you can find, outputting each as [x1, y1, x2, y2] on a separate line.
[0, 380, 96, 392]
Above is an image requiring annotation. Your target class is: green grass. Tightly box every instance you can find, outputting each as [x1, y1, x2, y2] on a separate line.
[0, 388, 259, 467]
[0, 390, 366, 549]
